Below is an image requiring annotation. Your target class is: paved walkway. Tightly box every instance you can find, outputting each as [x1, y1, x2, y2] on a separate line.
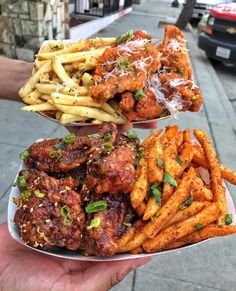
[0, 1, 236, 290]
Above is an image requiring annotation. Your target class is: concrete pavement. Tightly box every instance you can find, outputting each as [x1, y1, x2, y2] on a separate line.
[1, 0, 236, 290]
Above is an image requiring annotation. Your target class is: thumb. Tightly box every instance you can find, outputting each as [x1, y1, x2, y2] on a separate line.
[73, 257, 151, 291]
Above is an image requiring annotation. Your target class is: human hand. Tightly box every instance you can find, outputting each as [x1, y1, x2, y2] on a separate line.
[66, 121, 157, 136]
[0, 222, 150, 291]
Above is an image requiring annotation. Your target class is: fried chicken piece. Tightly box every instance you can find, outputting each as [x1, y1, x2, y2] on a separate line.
[158, 72, 203, 112]
[84, 195, 136, 256]
[91, 30, 161, 101]
[82, 135, 138, 196]
[157, 25, 192, 80]
[14, 170, 85, 250]
[122, 89, 165, 121]
[24, 123, 118, 173]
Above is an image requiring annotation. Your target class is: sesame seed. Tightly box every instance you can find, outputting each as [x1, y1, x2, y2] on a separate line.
[38, 204, 43, 207]
[54, 202, 58, 207]
[45, 219, 50, 223]
[30, 207, 33, 213]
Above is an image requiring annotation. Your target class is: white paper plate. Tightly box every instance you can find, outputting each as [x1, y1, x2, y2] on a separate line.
[8, 163, 235, 261]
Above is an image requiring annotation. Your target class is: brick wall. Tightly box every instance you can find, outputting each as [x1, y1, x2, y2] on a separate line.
[0, 0, 69, 61]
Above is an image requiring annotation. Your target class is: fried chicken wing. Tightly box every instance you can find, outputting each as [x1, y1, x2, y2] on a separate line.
[24, 123, 118, 173]
[82, 135, 138, 196]
[84, 195, 136, 256]
[91, 30, 161, 101]
[14, 170, 85, 250]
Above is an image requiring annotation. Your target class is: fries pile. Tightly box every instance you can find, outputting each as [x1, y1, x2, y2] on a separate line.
[118, 126, 236, 254]
[18, 38, 127, 124]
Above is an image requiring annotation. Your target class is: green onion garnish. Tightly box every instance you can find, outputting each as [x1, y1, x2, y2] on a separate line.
[180, 192, 193, 209]
[87, 133, 101, 139]
[144, 43, 151, 52]
[135, 89, 145, 101]
[115, 30, 134, 45]
[159, 112, 168, 118]
[34, 190, 45, 198]
[123, 222, 132, 227]
[195, 223, 203, 231]
[163, 171, 178, 187]
[176, 156, 183, 165]
[55, 141, 65, 150]
[87, 217, 101, 230]
[60, 205, 73, 226]
[157, 157, 163, 167]
[85, 200, 108, 214]
[63, 133, 76, 144]
[49, 149, 62, 159]
[19, 150, 29, 160]
[127, 129, 138, 139]
[101, 142, 114, 152]
[104, 132, 111, 140]
[225, 214, 233, 225]
[13, 176, 27, 188]
[22, 190, 31, 201]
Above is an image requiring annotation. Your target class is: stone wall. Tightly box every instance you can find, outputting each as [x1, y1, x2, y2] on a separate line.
[0, 0, 69, 61]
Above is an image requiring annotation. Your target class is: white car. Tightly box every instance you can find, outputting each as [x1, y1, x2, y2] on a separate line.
[184, 0, 233, 19]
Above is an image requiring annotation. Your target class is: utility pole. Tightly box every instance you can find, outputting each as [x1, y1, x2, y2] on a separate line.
[175, 0, 196, 29]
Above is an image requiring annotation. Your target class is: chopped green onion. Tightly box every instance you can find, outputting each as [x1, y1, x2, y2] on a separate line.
[87, 217, 101, 230]
[115, 30, 134, 45]
[157, 157, 163, 167]
[195, 223, 203, 231]
[135, 89, 145, 101]
[152, 188, 161, 206]
[180, 192, 193, 209]
[13, 176, 27, 188]
[116, 57, 131, 71]
[34, 190, 45, 198]
[85, 200, 108, 214]
[68, 88, 75, 93]
[63, 133, 76, 144]
[163, 172, 178, 187]
[135, 148, 144, 166]
[19, 150, 29, 160]
[144, 43, 151, 52]
[87, 133, 101, 139]
[225, 214, 233, 225]
[176, 156, 183, 165]
[127, 129, 138, 139]
[60, 205, 73, 226]
[49, 149, 62, 159]
[101, 142, 114, 152]
[123, 222, 132, 227]
[22, 190, 31, 201]
[104, 132, 111, 140]
[159, 112, 168, 118]
[55, 141, 65, 150]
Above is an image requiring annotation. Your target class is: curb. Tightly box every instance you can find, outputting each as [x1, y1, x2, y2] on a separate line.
[70, 7, 132, 39]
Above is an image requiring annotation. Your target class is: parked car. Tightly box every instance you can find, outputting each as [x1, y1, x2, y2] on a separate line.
[184, 0, 232, 20]
[198, 3, 236, 64]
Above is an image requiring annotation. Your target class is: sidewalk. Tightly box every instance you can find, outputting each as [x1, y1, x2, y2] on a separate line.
[1, 1, 236, 290]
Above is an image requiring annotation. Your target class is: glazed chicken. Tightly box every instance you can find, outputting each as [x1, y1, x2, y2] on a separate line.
[91, 30, 161, 101]
[24, 123, 118, 173]
[84, 194, 136, 256]
[82, 134, 138, 196]
[14, 170, 85, 250]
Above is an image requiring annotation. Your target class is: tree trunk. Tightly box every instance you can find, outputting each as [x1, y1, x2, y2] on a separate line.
[175, 0, 196, 29]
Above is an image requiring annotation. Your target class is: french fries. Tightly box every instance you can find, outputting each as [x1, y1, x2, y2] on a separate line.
[18, 38, 126, 125]
[118, 126, 236, 255]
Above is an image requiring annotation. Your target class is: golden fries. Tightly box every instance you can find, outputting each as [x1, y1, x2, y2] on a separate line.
[18, 38, 123, 125]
